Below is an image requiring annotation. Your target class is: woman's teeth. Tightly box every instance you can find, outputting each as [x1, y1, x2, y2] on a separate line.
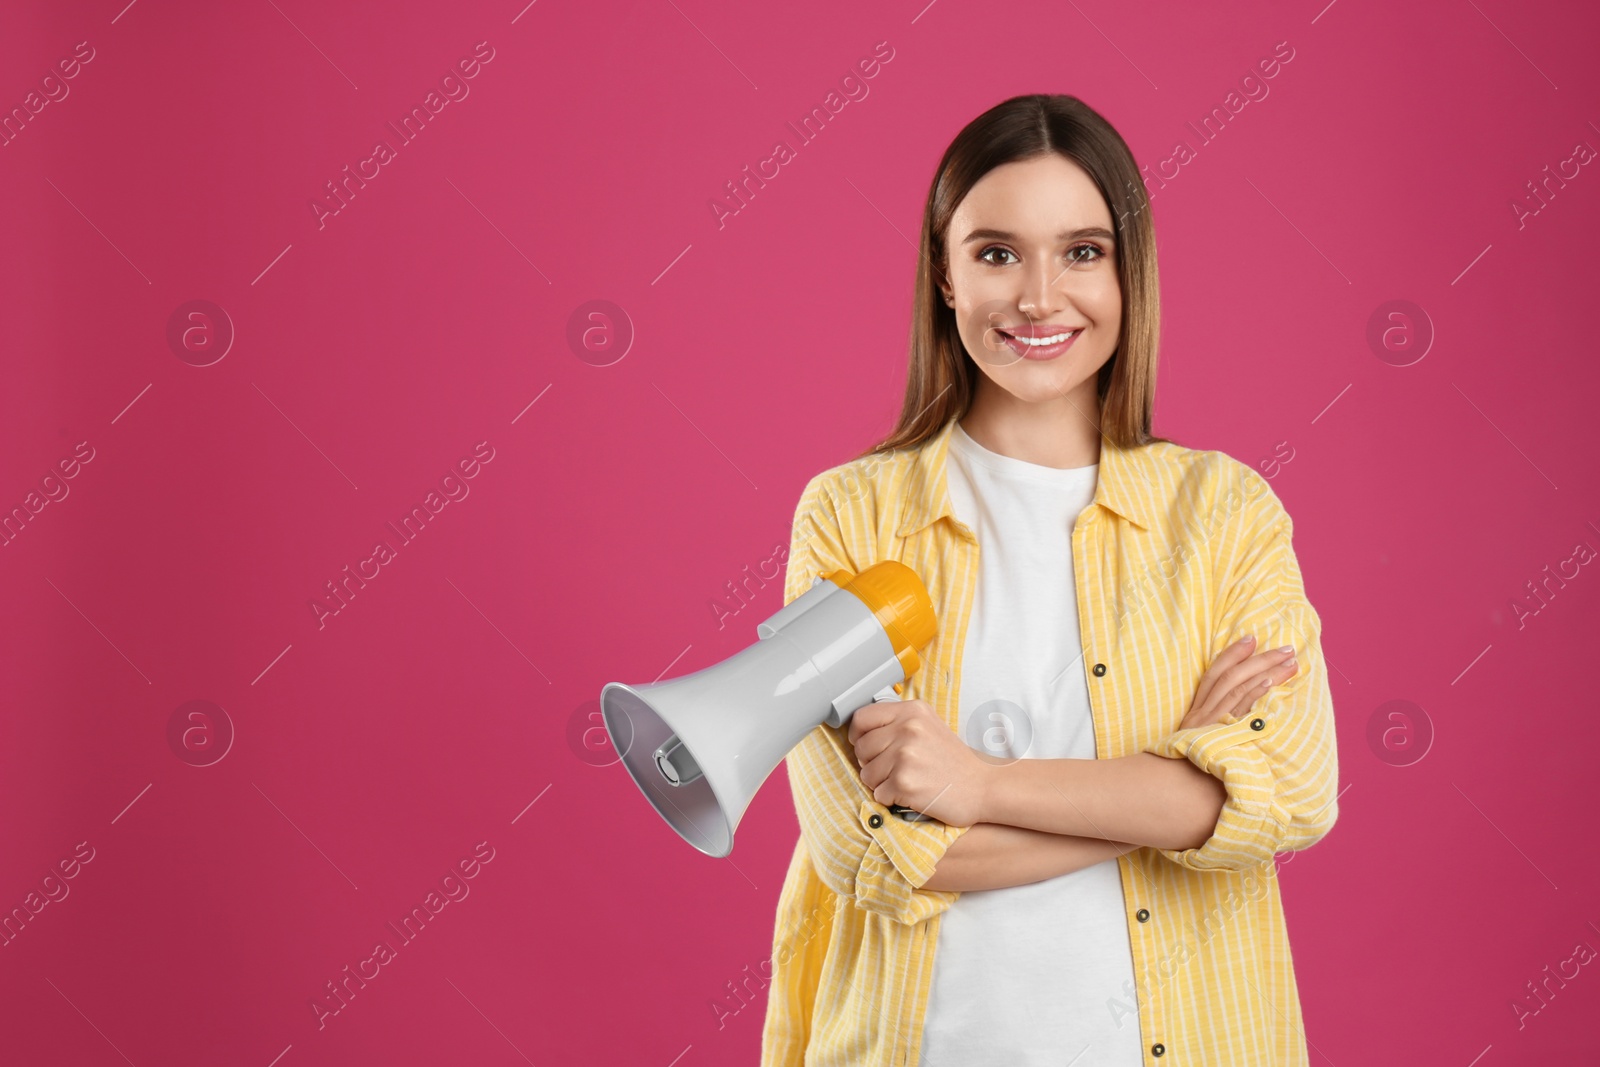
[1007, 330, 1079, 346]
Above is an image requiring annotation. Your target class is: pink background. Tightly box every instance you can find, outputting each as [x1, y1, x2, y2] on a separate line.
[3, 0, 1598, 1063]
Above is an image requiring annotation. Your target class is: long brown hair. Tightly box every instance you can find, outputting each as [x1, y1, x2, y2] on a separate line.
[857, 94, 1170, 461]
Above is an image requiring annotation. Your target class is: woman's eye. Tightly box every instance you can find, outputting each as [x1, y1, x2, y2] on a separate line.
[978, 244, 1106, 267]
[1067, 243, 1106, 266]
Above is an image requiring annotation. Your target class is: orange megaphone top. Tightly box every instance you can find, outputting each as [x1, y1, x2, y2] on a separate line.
[821, 561, 938, 687]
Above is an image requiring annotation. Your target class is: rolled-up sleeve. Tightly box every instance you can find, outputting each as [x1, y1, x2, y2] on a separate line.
[1144, 472, 1340, 872]
[780, 472, 970, 924]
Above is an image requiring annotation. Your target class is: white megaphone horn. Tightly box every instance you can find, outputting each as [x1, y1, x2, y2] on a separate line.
[599, 560, 940, 858]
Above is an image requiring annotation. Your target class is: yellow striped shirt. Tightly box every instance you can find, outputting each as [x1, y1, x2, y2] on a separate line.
[760, 415, 1339, 1066]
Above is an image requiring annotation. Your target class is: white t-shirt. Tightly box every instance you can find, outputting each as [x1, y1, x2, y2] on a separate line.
[918, 421, 1144, 1067]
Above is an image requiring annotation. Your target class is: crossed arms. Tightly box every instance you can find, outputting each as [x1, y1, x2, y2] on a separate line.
[781, 470, 1340, 924]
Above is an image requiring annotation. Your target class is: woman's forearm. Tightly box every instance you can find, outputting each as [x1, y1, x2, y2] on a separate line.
[920, 821, 1140, 892]
[977, 753, 1227, 852]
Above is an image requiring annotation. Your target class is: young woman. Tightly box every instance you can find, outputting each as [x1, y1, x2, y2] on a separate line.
[760, 95, 1339, 1067]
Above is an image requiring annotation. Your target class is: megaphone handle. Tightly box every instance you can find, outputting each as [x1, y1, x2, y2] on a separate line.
[870, 688, 946, 825]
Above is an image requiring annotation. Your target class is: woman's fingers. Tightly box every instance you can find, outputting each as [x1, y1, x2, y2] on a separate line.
[1182, 644, 1298, 730]
[1185, 637, 1268, 729]
[1220, 647, 1294, 706]
[1189, 635, 1258, 712]
[1221, 650, 1299, 722]
[851, 719, 895, 765]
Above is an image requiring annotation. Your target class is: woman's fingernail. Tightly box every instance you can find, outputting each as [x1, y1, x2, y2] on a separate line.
[1278, 645, 1294, 655]
[1242, 635, 1255, 646]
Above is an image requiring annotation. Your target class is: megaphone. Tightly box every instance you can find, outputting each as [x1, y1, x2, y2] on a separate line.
[599, 560, 941, 858]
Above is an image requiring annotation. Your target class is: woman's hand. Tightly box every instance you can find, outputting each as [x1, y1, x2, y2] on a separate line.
[1180, 634, 1299, 731]
[847, 699, 992, 827]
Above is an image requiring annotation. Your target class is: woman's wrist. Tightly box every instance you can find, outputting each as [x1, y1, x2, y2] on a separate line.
[971, 751, 1011, 825]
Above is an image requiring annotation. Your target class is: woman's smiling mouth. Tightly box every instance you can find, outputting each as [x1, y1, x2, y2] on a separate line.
[995, 325, 1084, 360]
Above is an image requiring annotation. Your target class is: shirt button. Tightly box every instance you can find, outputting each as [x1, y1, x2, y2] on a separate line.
[868, 813, 884, 828]
[1151, 1043, 1166, 1057]
[1250, 718, 1265, 730]
[1136, 908, 1150, 922]
[1092, 663, 1107, 676]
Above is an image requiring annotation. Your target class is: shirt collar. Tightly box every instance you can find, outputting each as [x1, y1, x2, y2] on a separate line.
[893, 417, 1156, 537]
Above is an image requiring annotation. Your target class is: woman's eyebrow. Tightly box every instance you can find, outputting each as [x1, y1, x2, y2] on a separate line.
[961, 226, 1116, 245]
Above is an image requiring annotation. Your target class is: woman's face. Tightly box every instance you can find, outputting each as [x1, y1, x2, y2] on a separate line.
[941, 153, 1122, 408]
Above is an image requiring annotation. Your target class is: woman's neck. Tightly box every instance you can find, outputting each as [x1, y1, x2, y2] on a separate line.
[959, 379, 1102, 469]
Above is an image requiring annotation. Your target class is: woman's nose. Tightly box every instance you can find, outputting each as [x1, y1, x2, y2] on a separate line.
[1018, 265, 1069, 316]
